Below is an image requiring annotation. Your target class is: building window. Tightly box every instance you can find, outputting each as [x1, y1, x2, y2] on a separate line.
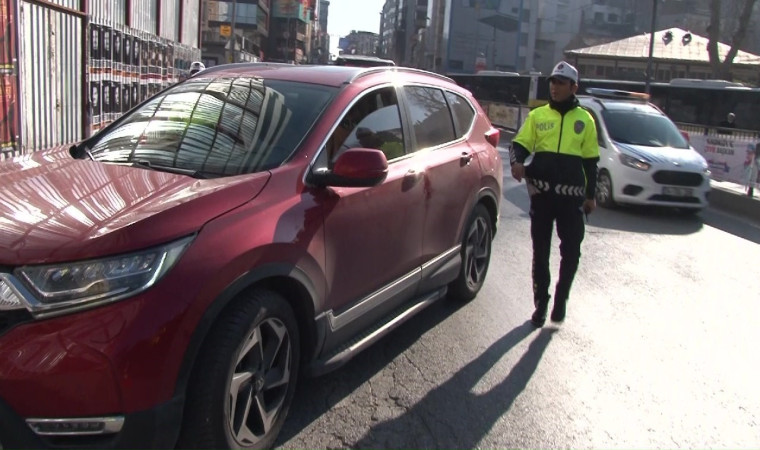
[607, 13, 618, 23]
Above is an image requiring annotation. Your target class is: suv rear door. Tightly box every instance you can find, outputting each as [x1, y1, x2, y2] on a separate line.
[399, 85, 482, 292]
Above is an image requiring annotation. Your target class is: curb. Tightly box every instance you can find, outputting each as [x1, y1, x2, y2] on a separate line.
[708, 184, 760, 224]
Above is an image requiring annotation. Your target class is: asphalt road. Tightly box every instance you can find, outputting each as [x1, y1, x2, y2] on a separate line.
[275, 151, 760, 449]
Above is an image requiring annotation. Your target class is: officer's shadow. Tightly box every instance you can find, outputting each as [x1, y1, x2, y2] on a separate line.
[353, 322, 556, 449]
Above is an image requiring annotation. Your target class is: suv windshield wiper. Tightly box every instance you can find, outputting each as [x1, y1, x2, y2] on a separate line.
[96, 158, 208, 179]
[131, 160, 208, 179]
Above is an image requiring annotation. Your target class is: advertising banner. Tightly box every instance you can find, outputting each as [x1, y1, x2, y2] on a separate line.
[689, 133, 759, 186]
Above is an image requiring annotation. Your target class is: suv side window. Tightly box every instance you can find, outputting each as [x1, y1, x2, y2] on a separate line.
[444, 91, 476, 138]
[327, 87, 406, 162]
[403, 86, 456, 150]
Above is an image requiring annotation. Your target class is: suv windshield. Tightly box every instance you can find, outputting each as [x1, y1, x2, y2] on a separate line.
[89, 76, 336, 178]
[602, 109, 689, 149]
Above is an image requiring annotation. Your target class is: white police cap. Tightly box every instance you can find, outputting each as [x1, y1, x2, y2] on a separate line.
[549, 61, 578, 83]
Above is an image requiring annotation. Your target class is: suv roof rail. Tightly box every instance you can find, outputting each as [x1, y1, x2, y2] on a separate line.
[350, 66, 455, 84]
[585, 88, 650, 102]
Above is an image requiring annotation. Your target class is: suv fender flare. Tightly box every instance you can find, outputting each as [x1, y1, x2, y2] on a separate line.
[173, 263, 322, 400]
[476, 186, 500, 234]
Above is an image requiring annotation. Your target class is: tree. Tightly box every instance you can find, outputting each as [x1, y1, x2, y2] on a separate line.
[706, 0, 759, 80]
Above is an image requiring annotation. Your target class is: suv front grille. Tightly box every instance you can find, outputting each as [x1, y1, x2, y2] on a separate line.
[652, 170, 704, 187]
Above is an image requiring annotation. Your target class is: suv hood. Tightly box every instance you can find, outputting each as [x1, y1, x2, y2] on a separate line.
[615, 142, 707, 170]
[0, 148, 270, 265]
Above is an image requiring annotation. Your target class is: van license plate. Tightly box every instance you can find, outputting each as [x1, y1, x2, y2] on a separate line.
[663, 187, 693, 197]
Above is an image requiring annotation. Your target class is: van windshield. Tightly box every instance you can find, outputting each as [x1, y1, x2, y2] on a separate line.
[602, 110, 689, 149]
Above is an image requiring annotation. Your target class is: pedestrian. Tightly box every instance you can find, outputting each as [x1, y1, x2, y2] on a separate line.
[719, 112, 737, 129]
[509, 61, 600, 327]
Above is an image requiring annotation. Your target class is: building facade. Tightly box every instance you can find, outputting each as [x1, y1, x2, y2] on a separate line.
[201, 0, 270, 65]
[441, 0, 538, 74]
[265, 0, 316, 63]
[378, 0, 429, 66]
[339, 31, 380, 57]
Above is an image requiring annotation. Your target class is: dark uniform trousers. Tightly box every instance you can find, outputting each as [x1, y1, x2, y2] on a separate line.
[529, 191, 585, 304]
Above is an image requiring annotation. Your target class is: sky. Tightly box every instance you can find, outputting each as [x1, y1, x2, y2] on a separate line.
[326, 0, 385, 56]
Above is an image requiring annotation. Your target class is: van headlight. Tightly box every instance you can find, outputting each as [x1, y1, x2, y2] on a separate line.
[619, 153, 651, 171]
[11, 236, 193, 318]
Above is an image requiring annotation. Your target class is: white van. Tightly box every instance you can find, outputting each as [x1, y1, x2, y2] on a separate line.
[579, 89, 710, 213]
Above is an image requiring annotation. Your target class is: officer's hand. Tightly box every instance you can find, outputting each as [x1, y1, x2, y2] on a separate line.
[582, 198, 596, 214]
[511, 163, 525, 182]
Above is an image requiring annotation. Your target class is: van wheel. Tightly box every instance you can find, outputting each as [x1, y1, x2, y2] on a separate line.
[178, 289, 299, 450]
[448, 204, 493, 302]
[596, 171, 617, 208]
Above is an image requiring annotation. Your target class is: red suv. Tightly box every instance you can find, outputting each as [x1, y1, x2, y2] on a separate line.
[0, 64, 502, 449]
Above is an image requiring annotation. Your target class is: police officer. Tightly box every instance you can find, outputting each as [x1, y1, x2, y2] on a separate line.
[510, 61, 600, 327]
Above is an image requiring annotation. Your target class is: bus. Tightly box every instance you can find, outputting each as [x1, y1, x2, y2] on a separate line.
[333, 55, 396, 68]
[448, 73, 760, 132]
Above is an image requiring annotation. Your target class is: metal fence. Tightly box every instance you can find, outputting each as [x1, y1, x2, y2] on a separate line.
[17, 0, 87, 153]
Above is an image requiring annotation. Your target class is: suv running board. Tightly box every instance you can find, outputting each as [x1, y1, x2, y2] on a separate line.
[306, 287, 447, 377]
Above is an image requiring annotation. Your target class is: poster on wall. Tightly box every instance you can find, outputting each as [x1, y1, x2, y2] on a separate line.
[113, 83, 121, 115]
[90, 81, 101, 124]
[132, 35, 140, 67]
[102, 26, 112, 62]
[102, 80, 111, 117]
[122, 82, 130, 111]
[132, 82, 139, 108]
[113, 30, 122, 65]
[90, 25, 101, 60]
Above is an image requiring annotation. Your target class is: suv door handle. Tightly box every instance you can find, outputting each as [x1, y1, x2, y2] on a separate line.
[461, 152, 473, 165]
[406, 169, 424, 181]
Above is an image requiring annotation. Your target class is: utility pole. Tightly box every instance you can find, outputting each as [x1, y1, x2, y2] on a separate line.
[645, 0, 658, 94]
[514, 0, 524, 71]
[226, 0, 238, 63]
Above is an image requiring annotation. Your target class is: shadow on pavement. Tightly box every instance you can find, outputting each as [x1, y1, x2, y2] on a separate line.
[588, 206, 704, 235]
[700, 208, 760, 244]
[275, 298, 470, 446]
[352, 322, 554, 448]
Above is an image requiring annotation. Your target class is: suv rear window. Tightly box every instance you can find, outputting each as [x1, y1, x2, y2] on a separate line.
[601, 109, 689, 149]
[89, 77, 336, 177]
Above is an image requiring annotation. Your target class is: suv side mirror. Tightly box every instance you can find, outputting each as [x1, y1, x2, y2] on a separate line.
[308, 148, 388, 188]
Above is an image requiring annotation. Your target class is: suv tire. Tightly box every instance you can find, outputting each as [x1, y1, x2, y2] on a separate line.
[178, 289, 300, 449]
[448, 204, 493, 302]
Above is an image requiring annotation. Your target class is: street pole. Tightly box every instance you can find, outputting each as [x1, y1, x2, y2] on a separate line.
[645, 0, 658, 94]
[514, 0, 524, 71]
[227, 0, 238, 63]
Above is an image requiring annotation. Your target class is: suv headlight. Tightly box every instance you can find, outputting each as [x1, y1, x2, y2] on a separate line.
[8, 236, 193, 318]
[619, 153, 651, 171]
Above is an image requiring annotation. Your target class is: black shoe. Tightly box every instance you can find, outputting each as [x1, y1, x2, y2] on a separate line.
[531, 298, 549, 327]
[550, 300, 566, 323]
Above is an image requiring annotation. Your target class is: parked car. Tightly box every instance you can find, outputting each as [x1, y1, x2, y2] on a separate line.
[0, 63, 502, 449]
[578, 88, 711, 213]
